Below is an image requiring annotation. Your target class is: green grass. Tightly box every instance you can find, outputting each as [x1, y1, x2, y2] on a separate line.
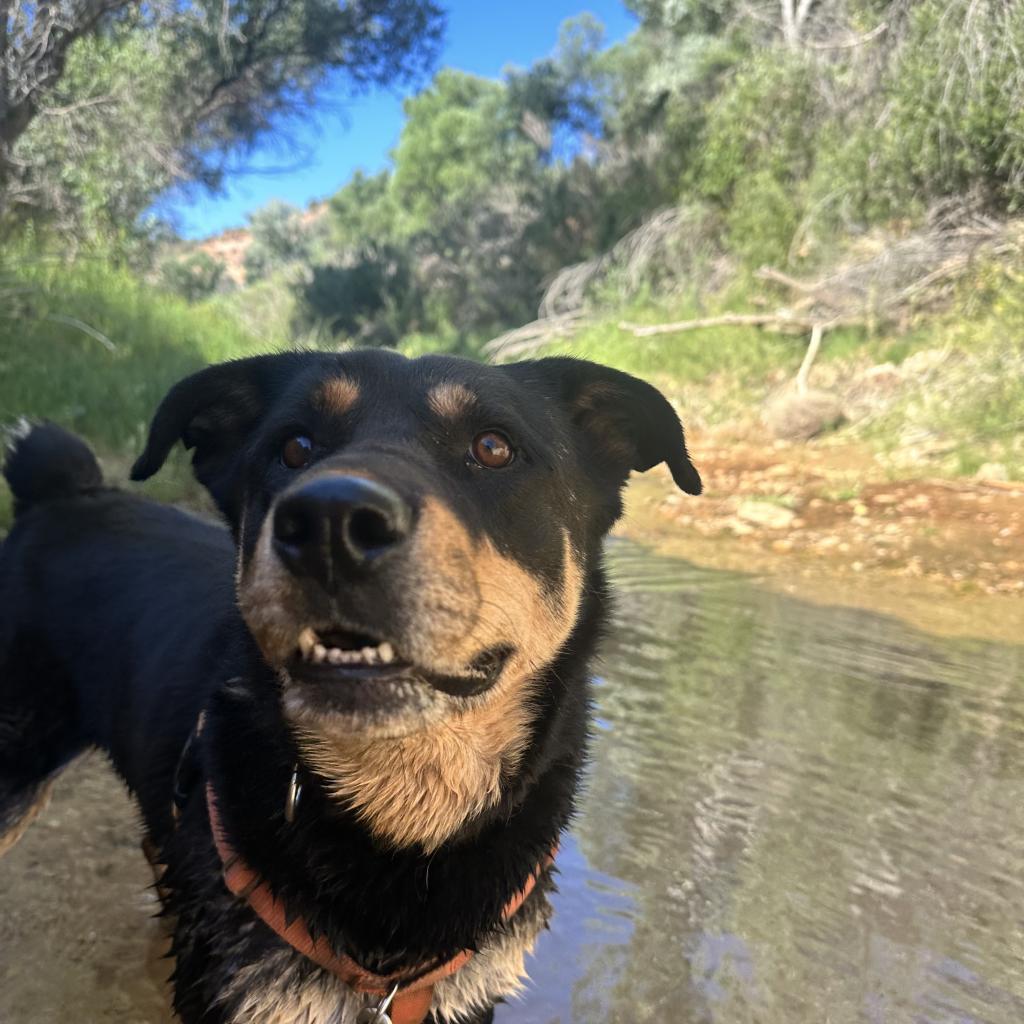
[537, 301, 800, 386]
[209, 269, 299, 346]
[0, 252, 279, 529]
[858, 263, 1024, 479]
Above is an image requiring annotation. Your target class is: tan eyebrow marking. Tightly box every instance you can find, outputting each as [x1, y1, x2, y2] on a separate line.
[427, 382, 476, 420]
[315, 376, 360, 416]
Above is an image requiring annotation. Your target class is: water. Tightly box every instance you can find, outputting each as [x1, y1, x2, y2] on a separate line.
[3, 543, 1024, 1023]
[502, 542, 1024, 1024]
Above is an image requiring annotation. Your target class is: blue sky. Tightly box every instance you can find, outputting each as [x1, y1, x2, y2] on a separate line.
[161, 1, 638, 239]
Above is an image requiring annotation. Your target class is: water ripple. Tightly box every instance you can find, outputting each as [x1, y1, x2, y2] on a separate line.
[501, 541, 1024, 1024]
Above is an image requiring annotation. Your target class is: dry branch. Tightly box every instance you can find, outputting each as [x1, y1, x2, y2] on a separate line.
[483, 311, 590, 361]
[805, 21, 888, 51]
[795, 322, 824, 395]
[619, 312, 858, 336]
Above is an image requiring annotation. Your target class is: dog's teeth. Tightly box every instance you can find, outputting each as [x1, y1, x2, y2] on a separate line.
[302, 635, 397, 668]
[298, 628, 317, 659]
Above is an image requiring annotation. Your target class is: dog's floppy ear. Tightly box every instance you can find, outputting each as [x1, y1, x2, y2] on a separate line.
[506, 357, 701, 495]
[131, 354, 301, 520]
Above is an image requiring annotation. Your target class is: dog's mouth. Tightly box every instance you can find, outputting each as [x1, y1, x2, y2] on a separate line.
[285, 624, 511, 699]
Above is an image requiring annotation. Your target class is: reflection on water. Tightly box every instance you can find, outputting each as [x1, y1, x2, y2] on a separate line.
[501, 541, 1024, 1024]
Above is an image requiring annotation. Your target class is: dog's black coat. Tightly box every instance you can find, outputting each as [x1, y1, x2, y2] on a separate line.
[0, 351, 699, 1023]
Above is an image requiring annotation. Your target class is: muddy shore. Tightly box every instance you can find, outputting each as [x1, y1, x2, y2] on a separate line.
[618, 428, 1024, 644]
[0, 756, 174, 1023]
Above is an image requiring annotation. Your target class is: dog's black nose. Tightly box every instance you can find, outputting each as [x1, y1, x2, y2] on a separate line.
[273, 475, 411, 583]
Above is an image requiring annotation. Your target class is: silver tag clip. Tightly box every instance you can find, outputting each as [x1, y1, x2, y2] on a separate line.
[355, 983, 400, 1024]
[284, 765, 302, 823]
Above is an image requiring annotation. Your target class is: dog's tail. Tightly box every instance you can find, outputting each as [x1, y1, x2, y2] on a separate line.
[1, 421, 99, 854]
[3, 421, 103, 516]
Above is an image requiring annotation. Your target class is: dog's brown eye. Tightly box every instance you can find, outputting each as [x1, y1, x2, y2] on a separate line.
[281, 436, 313, 469]
[470, 431, 514, 469]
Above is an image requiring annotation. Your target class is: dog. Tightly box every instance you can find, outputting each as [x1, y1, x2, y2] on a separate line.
[0, 350, 700, 1023]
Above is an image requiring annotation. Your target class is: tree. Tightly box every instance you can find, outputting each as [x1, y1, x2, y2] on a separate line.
[391, 69, 539, 234]
[504, 14, 608, 163]
[0, 0, 135, 170]
[299, 245, 417, 346]
[243, 200, 315, 281]
[328, 170, 399, 250]
[160, 250, 225, 301]
[1, 0, 444, 231]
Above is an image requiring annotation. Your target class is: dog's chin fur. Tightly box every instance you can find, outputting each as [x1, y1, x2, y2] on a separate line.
[281, 662, 542, 852]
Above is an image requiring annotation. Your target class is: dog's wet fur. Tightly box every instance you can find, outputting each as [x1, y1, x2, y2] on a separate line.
[0, 350, 699, 1023]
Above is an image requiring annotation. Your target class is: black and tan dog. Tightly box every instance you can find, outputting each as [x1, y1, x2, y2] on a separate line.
[0, 351, 699, 1023]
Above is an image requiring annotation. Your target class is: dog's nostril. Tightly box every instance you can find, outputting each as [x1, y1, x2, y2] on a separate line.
[346, 506, 400, 555]
[274, 503, 314, 548]
[274, 511, 303, 546]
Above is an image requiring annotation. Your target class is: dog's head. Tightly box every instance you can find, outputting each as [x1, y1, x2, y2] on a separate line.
[133, 351, 699, 740]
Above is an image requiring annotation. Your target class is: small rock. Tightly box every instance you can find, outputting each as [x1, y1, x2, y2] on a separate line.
[723, 517, 755, 537]
[901, 348, 949, 375]
[976, 462, 1010, 483]
[762, 388, 845, 441]
[736, 501, 796, 530]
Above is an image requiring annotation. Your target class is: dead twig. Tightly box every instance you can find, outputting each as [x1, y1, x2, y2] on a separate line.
[45, 314, 116, 352]
[805, 21, 888, 51]
[618, 312, 860, 336]
[795, 322, 824, 395]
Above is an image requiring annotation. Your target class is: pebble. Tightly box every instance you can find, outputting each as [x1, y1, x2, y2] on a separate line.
[976, 462, 1010, 483]
[736, 501, 796, 530]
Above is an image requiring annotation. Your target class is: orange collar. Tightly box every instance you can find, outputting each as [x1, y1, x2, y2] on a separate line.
[206, 784, 553, 1024]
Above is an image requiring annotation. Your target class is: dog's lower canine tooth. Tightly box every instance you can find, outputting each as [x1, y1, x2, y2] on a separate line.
[297, 628, 317, 658]
[378, 642, 394, 663]
[312, 644, 327, 664]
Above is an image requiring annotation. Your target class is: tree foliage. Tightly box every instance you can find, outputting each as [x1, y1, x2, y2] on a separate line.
[290, 1, 1024, 348]
[13, 0, 1024, 353]
[160, 250, 225, 302]
[0, 0, 443, 239]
